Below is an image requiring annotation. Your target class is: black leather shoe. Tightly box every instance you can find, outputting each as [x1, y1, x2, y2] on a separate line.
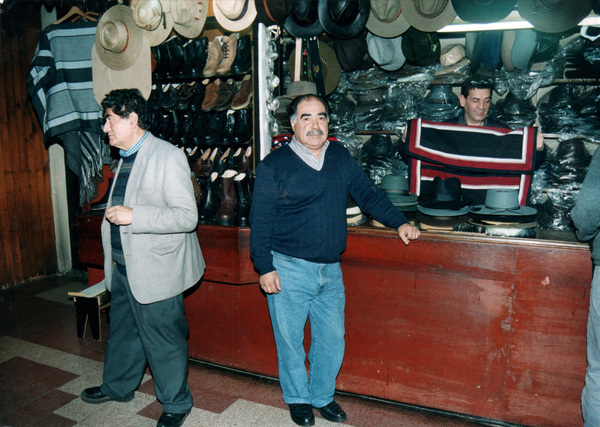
[80, 386, 133, 404]
[157, 410, 190, 427]
[289, 404, 315, 426]
[313, 401, 346, 423]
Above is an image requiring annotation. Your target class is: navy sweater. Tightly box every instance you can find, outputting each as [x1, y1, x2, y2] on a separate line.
[249, 142, 407, 276]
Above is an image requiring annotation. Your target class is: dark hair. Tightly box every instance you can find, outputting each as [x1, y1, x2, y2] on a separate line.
[287, 94, 330, 122]
[101, 89, 150, 131]
[460, 79, 494, 98]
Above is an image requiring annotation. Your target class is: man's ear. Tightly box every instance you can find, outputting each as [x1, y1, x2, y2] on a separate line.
[459, 95, 466, 108]
[128, 112, 139, 127]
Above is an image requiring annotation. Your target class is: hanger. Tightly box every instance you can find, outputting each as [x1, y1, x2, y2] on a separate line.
[54, 6, 98, 25]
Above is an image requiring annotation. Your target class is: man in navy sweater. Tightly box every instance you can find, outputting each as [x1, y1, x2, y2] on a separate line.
[249, 94, 419, 426]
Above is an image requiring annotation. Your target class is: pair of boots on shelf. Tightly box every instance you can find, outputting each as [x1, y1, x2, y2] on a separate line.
[152, 33, 251, 79]
[186, 146, 253, 227]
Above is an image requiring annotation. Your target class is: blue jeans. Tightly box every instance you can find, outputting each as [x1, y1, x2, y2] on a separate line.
[583, 265, 600, 426]
[268, 251, 345, 408]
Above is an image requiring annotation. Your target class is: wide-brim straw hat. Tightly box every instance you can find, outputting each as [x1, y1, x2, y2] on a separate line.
[214, 0, 257, 32]
[131, 0, 174, 47]
[517, 0, 593, 33]
[92, 36, 152, 104]
[399, 0, 457, 32]
[172, 0, 208, 39]
[366, 0, 410, 38]
[95, 5, 144, 71]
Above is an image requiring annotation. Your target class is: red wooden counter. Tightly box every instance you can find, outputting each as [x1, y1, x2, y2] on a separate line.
[76, 215, 593, 426]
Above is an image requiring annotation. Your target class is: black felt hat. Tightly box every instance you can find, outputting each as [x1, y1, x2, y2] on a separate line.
[418, 177, 472, 210]
[318, 0, 371, 39]
[451, 0, 516, 23]
[284, 0, 324, 38]
[255, 0, 293, 26]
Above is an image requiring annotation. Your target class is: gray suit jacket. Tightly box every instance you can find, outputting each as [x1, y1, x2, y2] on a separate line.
[101, 133, 205, 304]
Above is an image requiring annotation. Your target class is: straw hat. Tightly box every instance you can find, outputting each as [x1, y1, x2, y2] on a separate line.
[213, 0, 257, 32]
[399, 0, 457, 32]
[172, 0, 208, 39]
[366, 0, 410, 38]
[131, 0, 174, 47]
[95, 5, 144, 70]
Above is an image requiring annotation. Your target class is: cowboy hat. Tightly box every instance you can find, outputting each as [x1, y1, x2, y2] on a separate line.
[284, 0, 324, 38]
[92, 36, 152, 104]
[451, 0, 516, 23]
[399, 0, 457, 32]
[366, 32, 405, 71]
[131, 0, 174, 47]
[469, 189, 537, 222]
[95, 5, 144, 70]
[366, 0, 410, 38]
[255, 0, 293, 25]
[517, 0, 593, 34]
[172, 0, 208, 39]
[418, 177, 471, 210]
[332, 30, 374, 71]
[213, 0, 257, 32]
[318, 0, 371, 39]
[288, 41, 341, 95]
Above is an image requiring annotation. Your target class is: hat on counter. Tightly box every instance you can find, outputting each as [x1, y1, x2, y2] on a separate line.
[213, 0, 257, 32]
[469, 189, 537, 223]
[451, 0, 516, 23]
[284, 0, 324, 38]
[380, 174, 418, 206]
[95, 5, 144, 70]
[366, 0, 410, 38]
[255, 0, 292, 25]
[399, 0, 457, 32]
[172, 0, 208, 39]
[367, 32, 405, 71]
[517, 0, 593, 34]
[418, 177, 471, 210]
[131, 0, 174, 47]
[318, 0, 371, 39]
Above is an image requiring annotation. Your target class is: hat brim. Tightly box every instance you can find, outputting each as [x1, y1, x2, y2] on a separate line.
[469, 205, 537, 222]
[255, 0, 292, 25]
[284, 1, 324, 38]
[173, 1, 208, 38]
[95, 5, 144, 71]
[288, 41, 341, 95]
[214, 0, 257, 32]
[366, 8, 410, 38]
[399, 0, 457, 32]
[452, 0, 516, 23]
[418, 205, 470, 217]
[517, 0, 593, 33]
[318, 0, 370, 39]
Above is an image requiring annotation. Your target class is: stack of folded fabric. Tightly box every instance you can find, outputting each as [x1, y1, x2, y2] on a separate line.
[379, 174, 418, 221]
[468, 189, 537, 237]
[416, 177, 471, 231]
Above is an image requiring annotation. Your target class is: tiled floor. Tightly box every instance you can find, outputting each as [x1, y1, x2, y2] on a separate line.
[0, 273, 502, 426]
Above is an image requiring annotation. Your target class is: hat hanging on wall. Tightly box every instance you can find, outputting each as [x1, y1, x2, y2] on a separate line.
[254, 0, 293, 26]
[95, 5, 144, 70]
[284, 0, 324, 38]
[333, 30, 374, 71]
[92, 36, 152, 104]
[318, 0, 371, 39]
[399, 0, 457, 33]
[130, 0, 174, 47]
[171, 0, 208, 39]
[213, 0, 257, 32]
[517, 0, 593, 34]
[401, 27, 441, 66]
[288, 41, 341, 95]
[366, 32, 405, 71]
[451, 0, 516, 23]
[366, 0, 410, 38]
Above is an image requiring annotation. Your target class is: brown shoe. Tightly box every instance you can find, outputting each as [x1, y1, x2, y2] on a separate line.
[201, 78, 221, 112]
[214, 78, 237, 112]
[231, 74, 253, 110]
[216, 33, 237, 75]
[203, 38, 222, 77]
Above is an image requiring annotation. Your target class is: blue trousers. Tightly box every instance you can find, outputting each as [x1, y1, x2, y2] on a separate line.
[268, 251, 345, 408]
[100, 266, 193, 414]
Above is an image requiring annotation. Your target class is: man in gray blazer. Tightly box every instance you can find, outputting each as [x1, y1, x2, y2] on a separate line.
[80, 89, 205, 427]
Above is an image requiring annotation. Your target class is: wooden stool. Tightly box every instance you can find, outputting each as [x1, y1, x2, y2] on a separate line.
[68, 280, 111, 341]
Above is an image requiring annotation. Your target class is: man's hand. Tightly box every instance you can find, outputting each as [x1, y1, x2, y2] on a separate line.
[259, 270, 281, 294]
[397, 223, 420, 245]
[105, 205, 133, 226]
[536, 131, 545, 151]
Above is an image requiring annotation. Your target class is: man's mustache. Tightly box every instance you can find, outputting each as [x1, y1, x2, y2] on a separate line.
[306, 130, 324, 136]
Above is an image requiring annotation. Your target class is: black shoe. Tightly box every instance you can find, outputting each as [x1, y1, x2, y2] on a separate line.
[80, 386, 133, 404]
[313, 401, 346, 423]
[157, 410, 191, 427]
[289, 404, 315, 426]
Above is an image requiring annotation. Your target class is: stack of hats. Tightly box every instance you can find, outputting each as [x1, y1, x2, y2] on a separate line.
[416, 177, 471, 230]
[420, 84, 461, 122]
[379, 174, 418, 221]
[346, 197, 366, 226]
[537, 84, 582, 134]
[492, 92, 537, 129]
[468, 189, 537, 236]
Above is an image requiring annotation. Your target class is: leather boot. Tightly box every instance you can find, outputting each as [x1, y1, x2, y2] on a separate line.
[231, 34, 252, 75]
[192, 148, 211, 179]
[216, 33, 237, 75]
[202, 147, 220, 177]
[223, 110, 236, 145]
[226, 147, 243, 170]
[238, 145, 252, 174]
[189, 81, 206, 113]
[213, 147, 231, 176]
[198, 171, 221, 224]
[203, 111, 226, 146]
[233, 107, 253, 144]
[234, 172, 251, 226]
[203, 38, 222, 77]
[191, 37, 208, 78]
[191, 170, 202, 205]
[218, 169, 237, 226]
[201, 78, 221, 112]
[191, 112, 210, 147]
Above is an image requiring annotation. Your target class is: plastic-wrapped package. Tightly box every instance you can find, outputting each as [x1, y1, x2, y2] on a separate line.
[493, 92, 537, 129]
[359, 133, 407, 184]
[382, 80, 428, 131]
[353, 87, 386, 130]
[419, 84, 461, 122]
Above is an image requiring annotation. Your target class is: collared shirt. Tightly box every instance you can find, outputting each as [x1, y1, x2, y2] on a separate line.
[119, 131, 149, 157]
[289, 135, 330, 171]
